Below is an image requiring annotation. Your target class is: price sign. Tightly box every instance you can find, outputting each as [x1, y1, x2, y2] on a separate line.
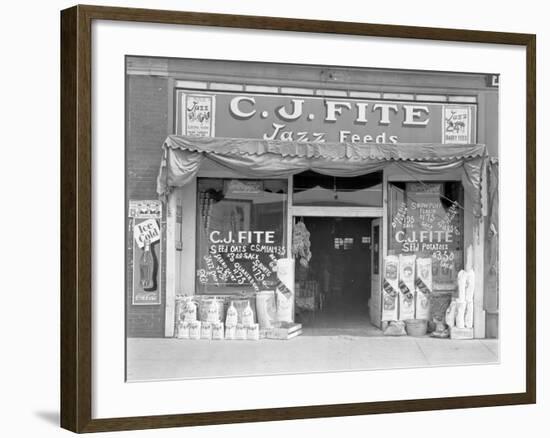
[389, 182, 464, 289]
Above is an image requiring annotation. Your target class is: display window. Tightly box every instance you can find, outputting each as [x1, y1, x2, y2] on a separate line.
[195, 178, 288, 294]
[388, 181, 464, 289]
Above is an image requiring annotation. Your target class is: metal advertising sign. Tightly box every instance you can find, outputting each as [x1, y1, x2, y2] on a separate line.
[128, 200, 162, 219]
[129, 200, 163, 305]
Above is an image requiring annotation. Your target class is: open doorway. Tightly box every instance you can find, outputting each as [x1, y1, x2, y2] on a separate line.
[294, 217, 382, 336]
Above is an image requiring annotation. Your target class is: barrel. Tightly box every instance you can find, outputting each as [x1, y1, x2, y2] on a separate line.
[405, 319, 428, 337]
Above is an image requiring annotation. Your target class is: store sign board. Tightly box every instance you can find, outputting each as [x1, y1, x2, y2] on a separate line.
[177, 90, 476, 144]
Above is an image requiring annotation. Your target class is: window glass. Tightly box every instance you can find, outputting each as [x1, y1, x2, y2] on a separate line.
[388, 181, 464, 290]
[196, 178, 287, 294]
[293, 171, 382, 207]
[333, 237, 354, 250]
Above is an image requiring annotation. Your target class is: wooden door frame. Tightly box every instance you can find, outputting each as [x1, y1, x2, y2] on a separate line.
[289, 206, 383, 320]
[370, 217, 383, 328]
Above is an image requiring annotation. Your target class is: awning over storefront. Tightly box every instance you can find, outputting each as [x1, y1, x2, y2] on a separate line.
[156, 135, 489, 216]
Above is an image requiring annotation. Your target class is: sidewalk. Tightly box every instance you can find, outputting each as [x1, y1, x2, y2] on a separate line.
[126, 334, 499, 382]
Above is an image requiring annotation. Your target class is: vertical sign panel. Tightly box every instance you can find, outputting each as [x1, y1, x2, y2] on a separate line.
[180, 93, 215, 137]
[129, 200, 163, 305]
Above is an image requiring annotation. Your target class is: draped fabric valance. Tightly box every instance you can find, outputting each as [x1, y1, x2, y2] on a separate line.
[156, 135, 489, 216]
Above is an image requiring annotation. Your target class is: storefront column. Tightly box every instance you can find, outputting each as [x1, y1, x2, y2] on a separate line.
[179, 179, 198, 297]
[164, 181, 198, 337]
[286, 175, 293, 259]
[473, 217, 486, 338]
[379, 168, 389, 330]
[164, 193, 178, 337]
[464, 191, 486, 339]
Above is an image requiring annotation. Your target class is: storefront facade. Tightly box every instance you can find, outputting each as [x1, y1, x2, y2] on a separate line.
[126, 57, 499, 339]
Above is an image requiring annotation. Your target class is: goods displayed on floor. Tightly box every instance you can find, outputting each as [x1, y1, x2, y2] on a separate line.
[382, 249, 474, 338]
[225, 301, 238, 326]
[398, 254, 416, 320]
[200, 322, 213, 339]
[295, 281, 319, 312]
[446, 245, 476, 339]
[292, 220, 312, 268]
[230, 298, 257, 324]
[383, 320, 407, 336]
[264, 322, 302, 340]
[404, 318, 428, 337]
[212, 322, 224, 340]
[174, 239, 473, 341]
[275, 258, 295, 322]
[173, 259, 300, 342]
[382, 255, 399, 321]
[189, 321, 201, 340]
[255, 290, 277, 328]
[415, 257, 433, 320]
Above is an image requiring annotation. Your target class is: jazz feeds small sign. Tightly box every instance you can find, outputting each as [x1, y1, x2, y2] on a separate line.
[443, 105, 471, 144]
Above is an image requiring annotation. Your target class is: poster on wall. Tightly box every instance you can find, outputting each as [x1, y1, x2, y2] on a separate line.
[443, 105, 473, 144]
[129, 200, 163, 305]
[180, 93, 215, 137]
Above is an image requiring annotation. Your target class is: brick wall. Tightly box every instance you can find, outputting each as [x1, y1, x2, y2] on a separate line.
[126, 75, 170, 337]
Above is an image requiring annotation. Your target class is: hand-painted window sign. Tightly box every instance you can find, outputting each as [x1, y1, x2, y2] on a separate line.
[209, 230, 275, 244]
[195, 178, 288, 294]
[177, 90, 476, 144]
[388, 182, 464, 288]
[197, 229, 286, 293]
